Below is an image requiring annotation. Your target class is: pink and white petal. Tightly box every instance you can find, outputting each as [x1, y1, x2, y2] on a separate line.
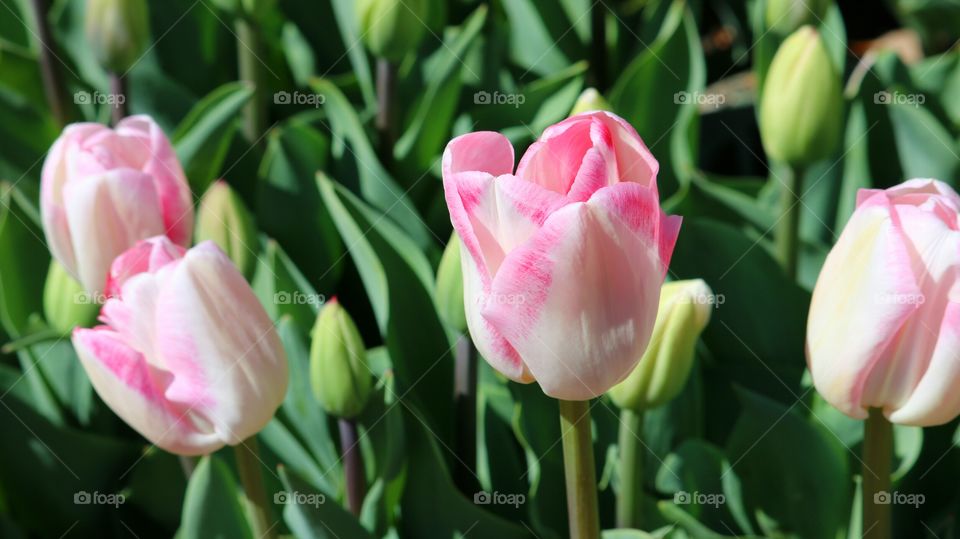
[483, 200, 664, 400]
[41, 123, 107, 209]
[154, 242, 287, 445]
[105, 236, 186, 297]
[807, 200, 922, 419]
[442, 132, 515, 177]
[459, 241, 531, 382]
[886, 301, 960, 426]
[72, 327, 223, 455]
[565, 120, 620, 202]
[594, 112, 659, 189]
[63, 170, 167, 294]
[516, 117, 594, 194]
[41, 204, 79, 282]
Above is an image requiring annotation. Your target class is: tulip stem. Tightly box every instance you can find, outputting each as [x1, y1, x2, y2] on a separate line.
[234, 437, 276, 539]
[616, 408, 644, 529]
[453, 334, 478, 494]
[775, 164, 804, 280]
[109, 72, 127, 125]
[590, 2, 607, 92]
[29, 0, 71, 127]
[559, 399, 600, 539]
[236, 16, 267, 148]
[338, 417, 367, 516]
[862, 408, 892, 539]
[375, 59, 397, 169]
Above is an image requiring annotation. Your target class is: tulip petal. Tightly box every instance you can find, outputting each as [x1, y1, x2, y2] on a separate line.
[807, 198, 922, 419]
[153, 242, 288, 444]
[442, 131, 514, 177]
[516, 118, 596, 195]
[72, 327, 222, 455]
[63, 170, 167, 293]
[482, 185, 666, 400]
[105, 236, 186, 297]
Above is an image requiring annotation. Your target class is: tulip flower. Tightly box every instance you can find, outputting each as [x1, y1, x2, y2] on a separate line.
[41, 116, 194, 295]
[808, 178, 960, 539]
[442, 111, 680, 401]
[808, 179, 960, 427]
[435, 234, 467, 334]
[71, 236, 287, 456]
[764, 0, 831, 37]
[195, 180, 258, 279]
[357, 0, 429, 62]
[85, 0, 149, 74]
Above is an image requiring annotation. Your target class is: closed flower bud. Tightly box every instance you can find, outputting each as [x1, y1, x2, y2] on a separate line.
[85, 0, 150, 73]
[570, 88, 611, 116]
[357, 0, 428, 62]
[765, 0, 831, 37]
[608, 280, 713, 411]
[43, 260, 99, 333]
[759, 26, 843, 167]
[310, 299, 372, 419]
[435, 234, 467, 333]
[195, 181, 258, 280]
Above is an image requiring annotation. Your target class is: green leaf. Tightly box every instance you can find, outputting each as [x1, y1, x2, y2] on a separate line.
[251, 238, 324, 335]
[500, 0, 577, 77]
[310, 79, 431, 247]
[887, 98, 960, 181]
[180, 455, 254, 539]
[278, 466, 373, 539]
[328, 0, 376, 109]
[0, 183, 48, 337]
[173, 82, 253, 194]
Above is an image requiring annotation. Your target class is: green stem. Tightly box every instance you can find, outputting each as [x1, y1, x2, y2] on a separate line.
[375, 59, 396, 170]
[862, 408, 892, 539]
[234, 437, 276, 539]
[616, 408, 644, 529]
[453, 334, 478, 494]
[559, 399, 600, 539]
[236, 17, 267, 148]
[29, 0, 71, 127]
[775, 164, 804, 280]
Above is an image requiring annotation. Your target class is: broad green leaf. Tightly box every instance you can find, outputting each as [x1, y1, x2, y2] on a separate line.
[500, 0, 576, 77]
[173, 82, 253, 193]
[0, 183, 48, 337]
[887, 96, 960, 181]
[328, 0, 376, 108]
[180, 455, 254, 539]
[251, 238, 324, 335]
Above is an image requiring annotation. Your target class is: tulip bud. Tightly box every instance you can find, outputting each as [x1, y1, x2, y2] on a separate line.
[759, 26, 843, 167]
[310, 299, 372, 419]
[357, 0, 428, 62]
[195, 181, 258, 280]
[765, 0, 831, 37]
[608, 280, 713, 411]
[570, 88, 611, 116]
[435, 234, 467, 333]
[85, 0, 150, 74]
[43, 260, 99, 333]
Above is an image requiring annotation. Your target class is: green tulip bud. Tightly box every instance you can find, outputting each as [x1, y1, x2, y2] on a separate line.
[195, 181, 258, 280]
[357, 0, 429, 62]
[435, 234, 466, 333]
[569, 88, 612, 116]
[310, 299, 372, 419]
[43, 260, 99, 333]
[85, 0, 150, 74]
[608, 279, 714, 411]
[765, 0, 831, 37]
[759, 26, 843, 167]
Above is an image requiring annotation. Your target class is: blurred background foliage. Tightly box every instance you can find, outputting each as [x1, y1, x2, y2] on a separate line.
[0, 0, 959, 537]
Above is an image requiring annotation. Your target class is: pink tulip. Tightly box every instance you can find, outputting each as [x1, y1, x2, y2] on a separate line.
[442, 111, 681, 400]
[41, 115, 194, 294]
[808, 179, 960, 426]
[72, 237, 288, 455]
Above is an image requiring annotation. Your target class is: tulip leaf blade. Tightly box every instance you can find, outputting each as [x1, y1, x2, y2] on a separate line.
[179, 455, 254, 539]
[0, 183, 47, 338]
